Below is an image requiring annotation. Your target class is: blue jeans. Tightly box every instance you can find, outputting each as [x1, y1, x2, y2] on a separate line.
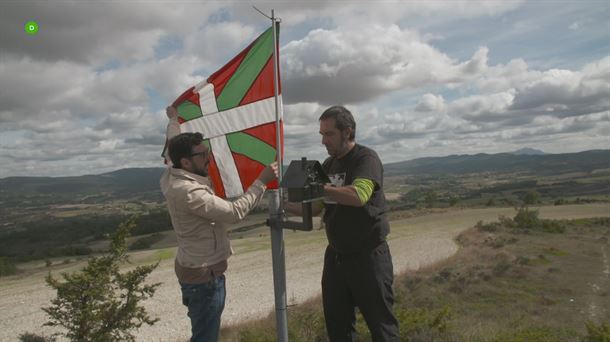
[180, 275, 226, 342]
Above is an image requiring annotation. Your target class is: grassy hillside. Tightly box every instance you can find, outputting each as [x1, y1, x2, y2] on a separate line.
[220, 210, 610, 341]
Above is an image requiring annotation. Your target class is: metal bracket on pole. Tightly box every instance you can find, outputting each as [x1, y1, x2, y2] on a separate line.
[270, 200, 321, 232]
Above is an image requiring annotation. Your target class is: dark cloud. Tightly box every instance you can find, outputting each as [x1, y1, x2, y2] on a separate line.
[0, 2, 213, 64]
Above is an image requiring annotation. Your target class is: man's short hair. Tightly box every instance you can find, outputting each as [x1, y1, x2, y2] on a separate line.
[319, 105, 356, 141]
[168, 132, 204, 168]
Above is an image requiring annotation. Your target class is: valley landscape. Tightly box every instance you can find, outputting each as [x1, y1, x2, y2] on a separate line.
[1, 149, 609, 341]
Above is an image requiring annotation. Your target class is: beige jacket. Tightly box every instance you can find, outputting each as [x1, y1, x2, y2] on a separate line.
[160, 117, 267, 268]
[160, 167, 266, 268]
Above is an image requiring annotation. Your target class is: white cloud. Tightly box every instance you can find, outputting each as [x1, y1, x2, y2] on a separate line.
[282, 25, 490, 105]
[0, 1, 608, 177]
[452, 91, 516, 120]
[183, 22, 257, 67]
[415, 94, 446, 113]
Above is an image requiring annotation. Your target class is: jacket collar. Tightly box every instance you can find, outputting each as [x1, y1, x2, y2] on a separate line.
[170, 167, 212, 186]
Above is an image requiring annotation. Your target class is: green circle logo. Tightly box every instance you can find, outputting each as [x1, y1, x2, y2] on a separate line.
[25, 21, 39, 35]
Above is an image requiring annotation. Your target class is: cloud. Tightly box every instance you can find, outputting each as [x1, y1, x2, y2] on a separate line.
[415, 93, 446, 112]
[453, 56, 610, 125]
[0, 54, 203, 127]
[0, 2, 217, 65]
[358, 54, 609, 159]
[451, 92, 516, 121]
[281, 25, 490, 105]
[0, 1, 608, 178]
[183, 22, 258, 67]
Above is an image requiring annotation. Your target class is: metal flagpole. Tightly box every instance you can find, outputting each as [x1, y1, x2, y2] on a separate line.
[267, 8, 289, 342]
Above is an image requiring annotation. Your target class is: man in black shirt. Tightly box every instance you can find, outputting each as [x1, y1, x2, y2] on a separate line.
[287, 106, 399, 341]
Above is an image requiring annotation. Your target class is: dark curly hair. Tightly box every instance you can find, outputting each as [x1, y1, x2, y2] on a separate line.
[168, 132, 204, 168]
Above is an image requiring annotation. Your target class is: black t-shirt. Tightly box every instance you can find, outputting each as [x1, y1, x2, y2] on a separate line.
[322, 144, 389, 254]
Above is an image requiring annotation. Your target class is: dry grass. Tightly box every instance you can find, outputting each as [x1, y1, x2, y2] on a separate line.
[220, 212, 610, 341]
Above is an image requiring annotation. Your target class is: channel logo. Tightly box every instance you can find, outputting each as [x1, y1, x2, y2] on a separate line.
[25, 21, 39, 35]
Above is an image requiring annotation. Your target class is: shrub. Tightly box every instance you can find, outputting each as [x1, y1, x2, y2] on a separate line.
[506, 207, 565, 234]
[494, 325, 570, 341]
[585, 321, 610, 342]
[288, 309, 327, 342]
[449, 196, 460, 207]
[541, 220, 566, 234]
[0, 256, 18, 277]
[476, 220, 501, 232]
[513, 207, 541, 229]
[492, 260, 511, 276]
[523, 190, 541, 205]
[18, 333, 55, 342]
[395, 306, 452, 341]
[42, 216, 160, 341]
[237, 329, 275, 342]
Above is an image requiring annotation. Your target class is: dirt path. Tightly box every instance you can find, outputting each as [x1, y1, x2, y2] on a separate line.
[1, 204, 608, 341]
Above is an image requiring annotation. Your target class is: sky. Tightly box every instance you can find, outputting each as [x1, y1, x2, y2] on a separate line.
[0, 0, 609, 178]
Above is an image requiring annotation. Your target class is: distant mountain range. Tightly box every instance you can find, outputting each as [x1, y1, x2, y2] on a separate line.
[0, 168, 165, 201]
[1, 150, 609, 198]
[384, 149, 610, 176]
[510, 147, 546, 155]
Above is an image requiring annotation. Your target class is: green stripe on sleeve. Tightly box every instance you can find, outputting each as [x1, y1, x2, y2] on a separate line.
[226, 131, 276, 165]
[353, 178, 374, 205]
[216, 27, 275, 111]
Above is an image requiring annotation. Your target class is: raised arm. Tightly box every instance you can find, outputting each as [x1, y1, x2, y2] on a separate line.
[186, 162, 279, 223]
[163, 106, 181, 164]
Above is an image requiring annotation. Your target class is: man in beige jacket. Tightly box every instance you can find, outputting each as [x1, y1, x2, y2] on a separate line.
[161, 106, 277, 342]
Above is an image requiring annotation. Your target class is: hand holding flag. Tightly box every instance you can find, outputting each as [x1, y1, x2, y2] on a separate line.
[166, 106, 178, 119]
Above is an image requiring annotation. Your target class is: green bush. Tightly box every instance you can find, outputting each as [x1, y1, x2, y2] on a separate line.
[42, 216, 160, 341]
[513, 207, 540, 229]
[0, 256, 18, 277]
[476, 220, 501, 232]
[585, 321, 610, 342]
[494, 325, 572, 342]
[18, 333, 55, 342]
[506, 207, 565, 234]
[523, 190, 541, 205]
[288, 309, 326, 341]
[236, 330, 275, 342]
[394, 306, 452, 341]
[541, 220, 566, 234]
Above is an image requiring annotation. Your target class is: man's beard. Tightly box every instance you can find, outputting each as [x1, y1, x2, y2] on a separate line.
[192, 163, 209, 177]
[328, 137, 349, 157]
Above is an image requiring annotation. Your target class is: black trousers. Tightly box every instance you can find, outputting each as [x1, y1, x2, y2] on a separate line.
[322, 241, 400, 342]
